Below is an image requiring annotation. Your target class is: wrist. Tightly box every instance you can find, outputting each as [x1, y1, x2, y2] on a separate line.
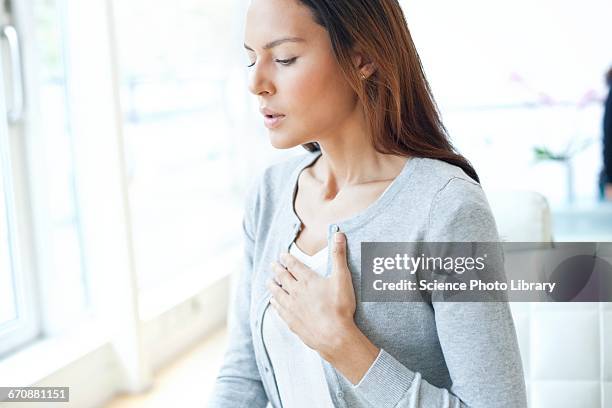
[319, 320, 358, 362]
[320, 321, 381, 385]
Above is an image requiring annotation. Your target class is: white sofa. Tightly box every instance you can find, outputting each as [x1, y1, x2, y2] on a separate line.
[485, 189, 610, 408]
[486, 189, 553, 242]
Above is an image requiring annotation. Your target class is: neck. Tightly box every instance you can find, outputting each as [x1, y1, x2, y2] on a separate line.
[309, 104, 409, 199]
[310, 145, 408, 201]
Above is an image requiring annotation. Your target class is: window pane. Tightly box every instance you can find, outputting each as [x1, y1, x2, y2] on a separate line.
[113, 0, 246, 291]
[400, 0, 609, 205]
[0, 147, 16, 326]
[31, 0, 89, 319]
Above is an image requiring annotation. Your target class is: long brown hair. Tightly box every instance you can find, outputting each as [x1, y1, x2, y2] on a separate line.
[297, 0, 480, 183]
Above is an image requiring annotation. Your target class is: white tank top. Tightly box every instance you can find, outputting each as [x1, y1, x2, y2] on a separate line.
[262, 241, 335, 408]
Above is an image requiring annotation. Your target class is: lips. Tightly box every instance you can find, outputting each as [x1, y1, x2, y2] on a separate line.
[260, 107, 286, 118]
[262, 113, 286, 129]
[260, 107, 286, 128]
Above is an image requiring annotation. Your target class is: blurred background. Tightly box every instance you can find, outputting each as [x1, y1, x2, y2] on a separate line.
[0, 0, 611, 407]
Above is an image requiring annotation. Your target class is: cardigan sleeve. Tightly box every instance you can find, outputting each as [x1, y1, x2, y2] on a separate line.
[350, 177, 528, 408]
[208, 177, 269, 408]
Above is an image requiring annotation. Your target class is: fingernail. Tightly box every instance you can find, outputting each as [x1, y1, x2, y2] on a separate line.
[335, 232, 344, 243]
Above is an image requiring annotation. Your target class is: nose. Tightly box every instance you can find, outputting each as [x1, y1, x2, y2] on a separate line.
[247, 62, 275, 96]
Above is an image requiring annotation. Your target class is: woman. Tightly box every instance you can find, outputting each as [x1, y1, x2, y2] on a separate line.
[209, 0, 527, 407]
[600, 67, 612, 200]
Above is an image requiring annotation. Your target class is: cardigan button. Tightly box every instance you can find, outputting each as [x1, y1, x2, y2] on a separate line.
[336, 391, 344, 398]
[264, 366, 270, 372]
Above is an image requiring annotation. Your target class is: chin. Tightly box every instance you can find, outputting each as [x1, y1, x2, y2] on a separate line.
[268, 132, 304, 150]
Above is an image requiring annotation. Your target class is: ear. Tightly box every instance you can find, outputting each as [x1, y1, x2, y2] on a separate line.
[351, 48, 376, 79]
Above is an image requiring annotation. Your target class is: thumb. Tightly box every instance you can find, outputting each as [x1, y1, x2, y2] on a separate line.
[332, 231, 349, 279]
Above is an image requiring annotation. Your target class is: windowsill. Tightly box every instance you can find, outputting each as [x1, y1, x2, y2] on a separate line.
[0, 241, 241, 389]
[0, 318, 109, 386]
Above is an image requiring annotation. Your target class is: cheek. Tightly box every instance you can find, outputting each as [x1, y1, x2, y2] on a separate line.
[285, 62, 355, 125]
[284, 67, 327, 107]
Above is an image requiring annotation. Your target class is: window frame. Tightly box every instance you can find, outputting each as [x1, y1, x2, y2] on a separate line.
[0, 41, 41, 357]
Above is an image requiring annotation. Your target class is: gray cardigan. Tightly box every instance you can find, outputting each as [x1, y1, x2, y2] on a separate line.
[208, 150, 527, 408]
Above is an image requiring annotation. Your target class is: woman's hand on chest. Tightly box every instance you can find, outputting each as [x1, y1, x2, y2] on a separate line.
[266, 231, 356, 356]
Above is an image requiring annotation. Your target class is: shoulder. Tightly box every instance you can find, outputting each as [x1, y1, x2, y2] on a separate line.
[403, 157, 484, 206]
[414, 157, 478, 188]
[413, 158, 499, 242]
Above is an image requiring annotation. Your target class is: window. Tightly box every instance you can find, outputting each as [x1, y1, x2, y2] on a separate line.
[0, 0, 90, 357]
[32, 0, 90, 327]
[0, 172, 16, 327]
[400, 0, 609, 206]
[0, 34, 38, 357]
[112, 0, 251, 293]
[0, 98, 38, 357]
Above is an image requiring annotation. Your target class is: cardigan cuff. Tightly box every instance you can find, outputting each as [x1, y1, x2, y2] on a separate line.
[350, 347, 416, 408]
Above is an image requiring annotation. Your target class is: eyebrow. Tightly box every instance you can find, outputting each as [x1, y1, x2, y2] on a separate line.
[243, 37, 305, 51]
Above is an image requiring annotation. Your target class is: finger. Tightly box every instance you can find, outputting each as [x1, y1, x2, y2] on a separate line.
[332, 232, 350, 280]
[267, 277, 290, 300]
[271, 261, 297, 293]
[279, 252, 314, 281]
[270, 297, 296, 331]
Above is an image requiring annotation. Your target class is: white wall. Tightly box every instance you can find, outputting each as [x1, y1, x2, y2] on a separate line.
[400, 0, 612, 206]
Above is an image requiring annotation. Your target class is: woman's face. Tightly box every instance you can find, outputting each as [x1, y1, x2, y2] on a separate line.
[244, 0, 359, 149]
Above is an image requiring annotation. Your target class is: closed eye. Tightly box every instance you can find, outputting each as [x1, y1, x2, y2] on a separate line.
[276, 57, 297, 66]
[246, 57, 298, 68]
